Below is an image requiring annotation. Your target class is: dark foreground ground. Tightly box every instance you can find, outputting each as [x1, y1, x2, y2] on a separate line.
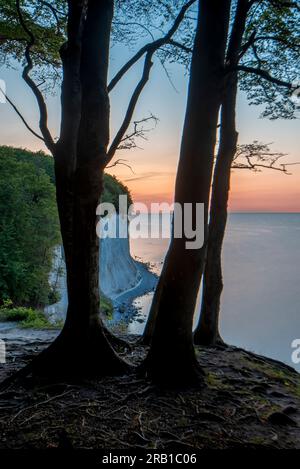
[0, 335, 299, 450]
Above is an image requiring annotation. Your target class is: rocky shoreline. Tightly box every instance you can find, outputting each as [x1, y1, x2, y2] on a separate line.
[109, 260, 157, 327]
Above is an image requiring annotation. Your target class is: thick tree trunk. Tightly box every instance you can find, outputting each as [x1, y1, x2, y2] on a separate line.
[31, 0, 128, 379]
[194, 0, 249, 346]
[33, 164, 127, 378]
[142, 0, 231, 385]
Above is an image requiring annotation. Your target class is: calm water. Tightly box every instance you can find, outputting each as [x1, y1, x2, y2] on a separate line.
[128, 213, 300, 371]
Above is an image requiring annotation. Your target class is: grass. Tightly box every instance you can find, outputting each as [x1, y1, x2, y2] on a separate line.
[242, 354, 300, 399]
[0, 301, 63, 329]
[0, 295, 114, 330]
[205, 371, 229, 390]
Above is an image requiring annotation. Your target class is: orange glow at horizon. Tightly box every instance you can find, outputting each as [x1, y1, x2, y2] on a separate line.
[107, 155, 300, 213]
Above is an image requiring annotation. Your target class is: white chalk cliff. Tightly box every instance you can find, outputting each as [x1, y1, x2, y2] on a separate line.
[45, 215, 142, 322]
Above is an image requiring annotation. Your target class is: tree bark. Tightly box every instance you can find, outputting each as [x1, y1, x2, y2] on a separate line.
[32, 0, 128, 379]
[141, 0, 231, 385]
[142, 259, 166, 345]
[193, 81, 238, 347]
[194, 0, 250, 346]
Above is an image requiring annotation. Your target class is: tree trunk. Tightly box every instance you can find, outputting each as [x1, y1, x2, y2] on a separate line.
[142, 260, 166, 346]
[194, 0, 249, 346]
[193, 83, 238, 346]
[32, 0, 128, 379]
[141, 0, 231, 385]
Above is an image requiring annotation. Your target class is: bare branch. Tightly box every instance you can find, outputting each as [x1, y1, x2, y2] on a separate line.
[106, 159, 134, 173]
[159, 57, 179, 93]
[108, 0, 196, 93]
[112, 21, 155, 41]
[167, 39, 193, 54]
[39, 1, 62, 34]
[16, 0, 55, 153]
[106, 51, 154, 163]
[238, 31, 257, 59]
[117, 114, 158, 151]
[232, 142, 299, 174]
[0, 88, 45, 142]
[280, 162, 300, 172]
[251, 43, 263, 68]
[233, 161, 289, 172]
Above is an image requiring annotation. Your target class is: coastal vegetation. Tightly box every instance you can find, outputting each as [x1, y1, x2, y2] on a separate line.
[0, 299, 62, 329]
[0, 146, 60, 307]
[0, 145, 131, 318]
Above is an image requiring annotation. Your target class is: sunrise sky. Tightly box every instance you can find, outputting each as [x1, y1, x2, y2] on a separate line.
[0, 42, 299, 212]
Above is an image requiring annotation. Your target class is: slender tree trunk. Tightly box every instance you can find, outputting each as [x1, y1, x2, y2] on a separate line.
[32, 0, 128, 379]
[142, 260, 166, 345]
[193, 80, 238, 346]
[142, 0, 231, 385]
[194, 0, 249, 346]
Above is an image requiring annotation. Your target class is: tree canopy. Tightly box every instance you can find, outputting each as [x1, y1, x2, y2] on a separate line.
[0, 145, 132, 307]
[0, 146, 60, 306]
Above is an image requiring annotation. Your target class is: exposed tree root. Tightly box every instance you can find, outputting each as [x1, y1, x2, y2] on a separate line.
[103, 326, 133, 350]
[0, 325, 131, 391]
[139, 348, 205, 388]
[193, 327, 226, 347]
[3, 339, 299, 450]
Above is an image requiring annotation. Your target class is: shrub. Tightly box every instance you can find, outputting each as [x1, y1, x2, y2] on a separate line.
[100, 295, 113, 320]
[0, 300, 62, 329]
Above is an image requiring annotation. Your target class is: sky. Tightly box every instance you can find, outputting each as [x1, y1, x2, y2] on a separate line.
[0, 41, 299, 212]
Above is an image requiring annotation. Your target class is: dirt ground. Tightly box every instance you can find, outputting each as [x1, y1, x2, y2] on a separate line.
[0, 335, 299, 450]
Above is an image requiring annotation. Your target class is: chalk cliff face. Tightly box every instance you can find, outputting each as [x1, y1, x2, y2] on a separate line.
[45, 215, 141, 322]
[100, 235, 141, 299]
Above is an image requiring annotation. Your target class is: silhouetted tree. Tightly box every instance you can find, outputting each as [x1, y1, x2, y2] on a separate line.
[143, 0, 299, 347]
[194, 0, 299, 345]
[0, 0, 196, 380]
[142, 0, 232, 385]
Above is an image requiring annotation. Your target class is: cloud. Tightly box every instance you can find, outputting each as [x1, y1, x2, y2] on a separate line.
[124, 171, 174, 182]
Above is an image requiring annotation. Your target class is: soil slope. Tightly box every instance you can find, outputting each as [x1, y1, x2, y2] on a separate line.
[0, 336, 299, 449]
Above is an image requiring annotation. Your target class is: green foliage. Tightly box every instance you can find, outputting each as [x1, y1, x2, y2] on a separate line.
[239, 0, 300, 119]
[157, 0, 300, 120]
[1, 0, 298, 121]
[0, 146, 55, 182]
[0, 0, 66, 88]
[47, 288, 60, 305]
[0, 146, 60, 306]
[102, 173, 133, 211]
[0, 146, 132, 310]
[100, 294, 114, 320]
[0, 0, 194, 92]
[20, 309, 62, 329]
[0, 299, 62, 329]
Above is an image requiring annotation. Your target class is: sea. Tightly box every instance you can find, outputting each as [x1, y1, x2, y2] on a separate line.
[127, 213, 300, 372]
